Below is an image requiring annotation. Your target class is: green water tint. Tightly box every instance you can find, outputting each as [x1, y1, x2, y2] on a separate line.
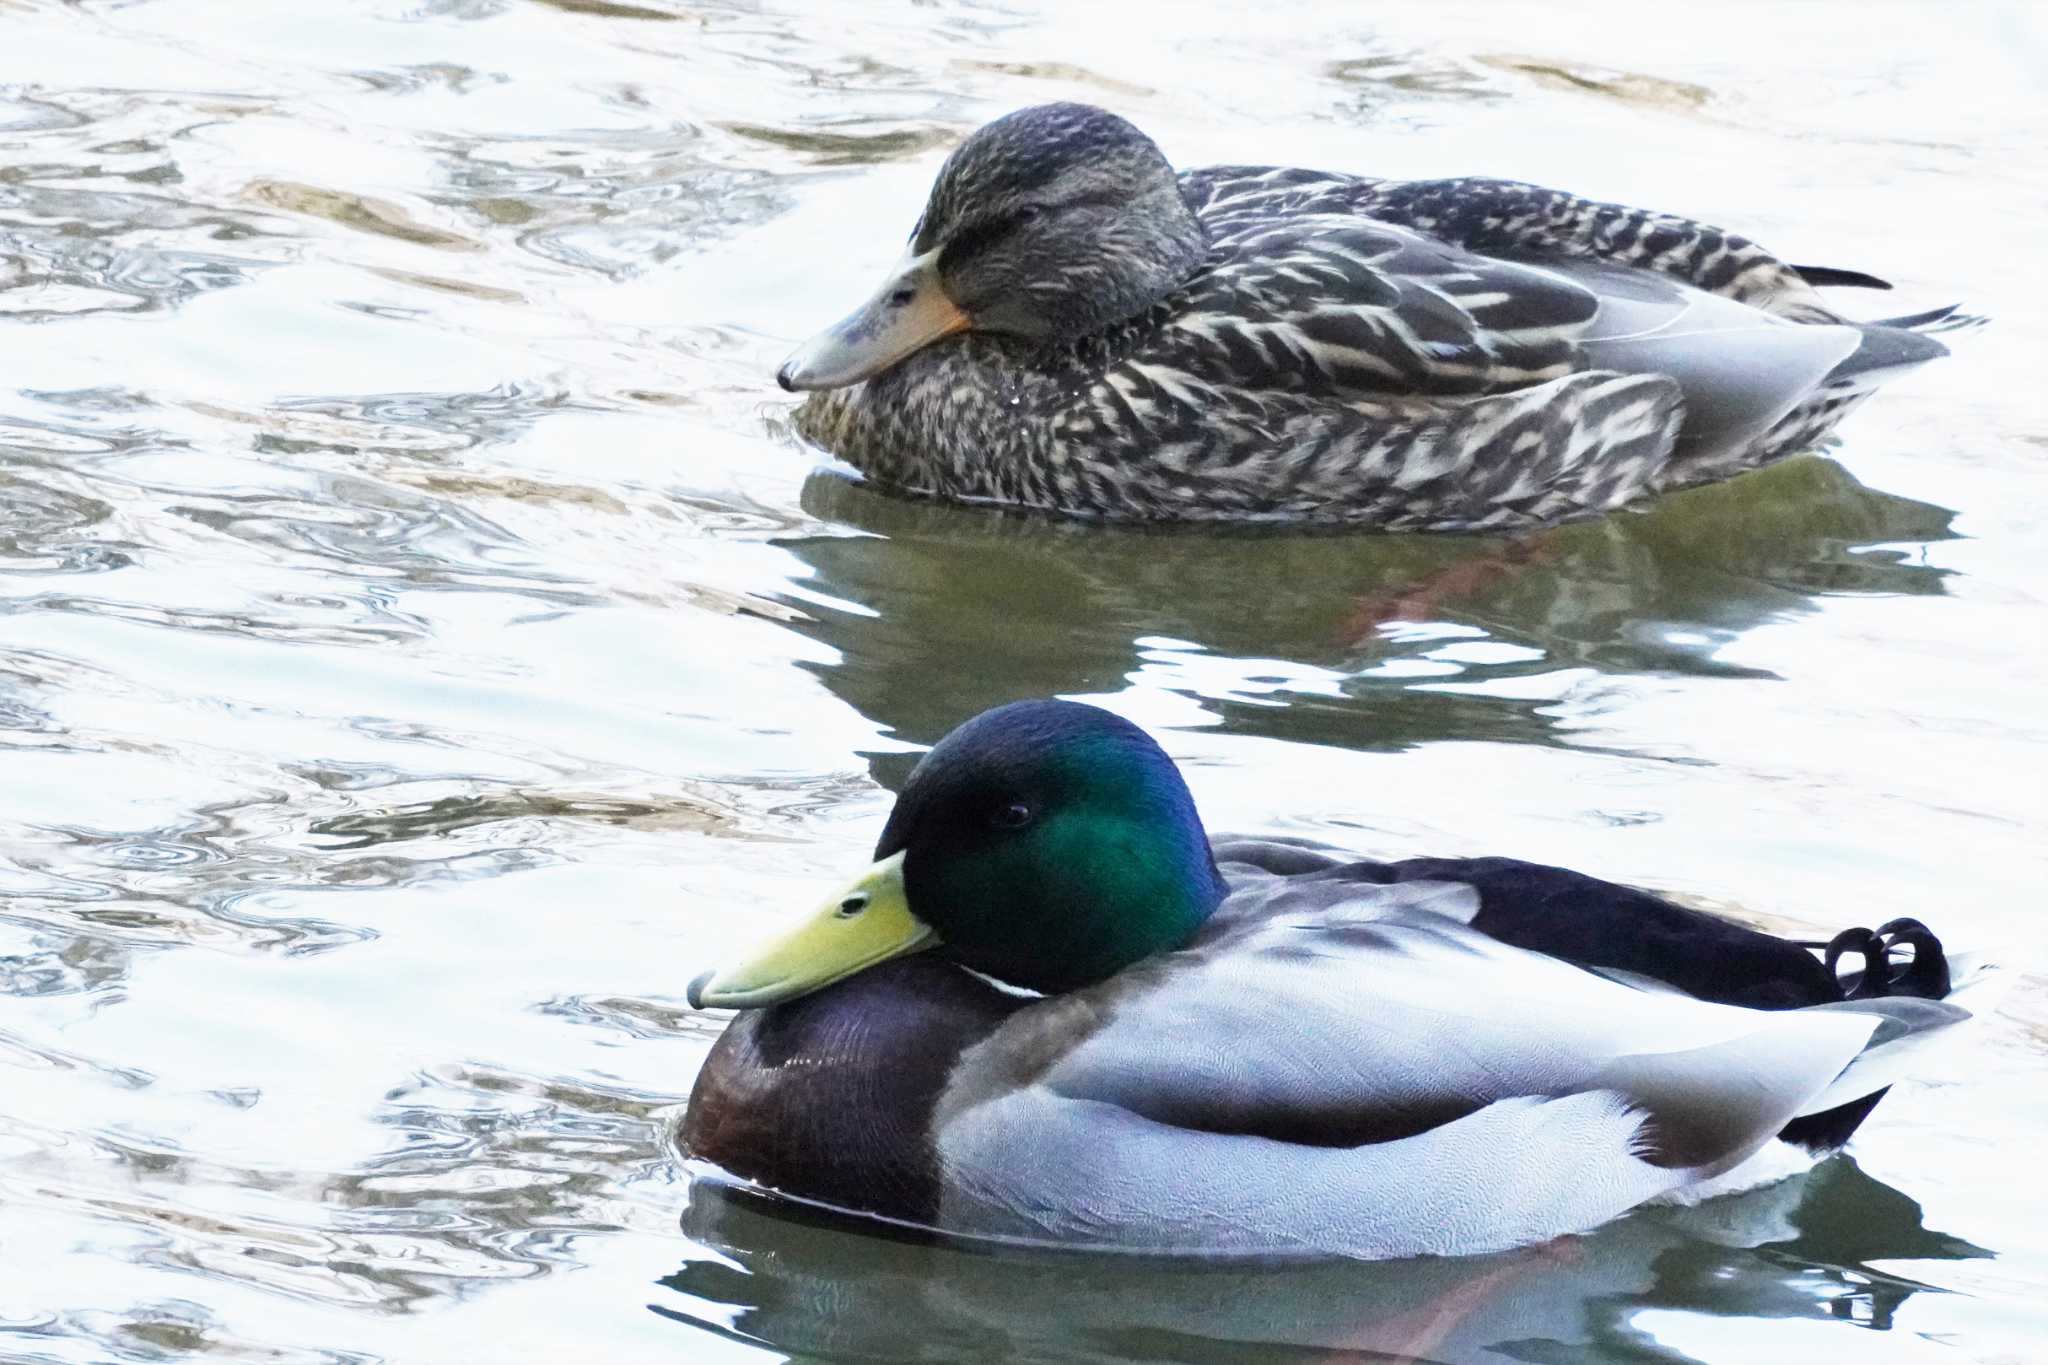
[787, 455, 1954, 756]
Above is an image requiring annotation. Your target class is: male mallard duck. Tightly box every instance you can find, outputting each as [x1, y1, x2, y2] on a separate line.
[776, 103, 1958, 529]
[681, 700, 1978, 1259]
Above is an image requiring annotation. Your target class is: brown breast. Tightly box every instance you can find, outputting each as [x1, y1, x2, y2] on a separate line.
[679, 955, 1024, 1225]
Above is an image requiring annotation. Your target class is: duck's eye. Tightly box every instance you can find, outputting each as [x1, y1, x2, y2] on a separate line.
[988, 801, 1035, 831]
[1014, 204, 1044, 223]
[836, 893, 869, 918]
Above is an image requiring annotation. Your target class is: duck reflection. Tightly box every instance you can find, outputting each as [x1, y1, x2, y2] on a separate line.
[654, 1158, 1983, 1364]
[775, 455, 1954, 756]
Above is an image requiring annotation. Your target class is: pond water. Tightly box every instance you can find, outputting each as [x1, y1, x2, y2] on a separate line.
[2, 2, 2044, 1362]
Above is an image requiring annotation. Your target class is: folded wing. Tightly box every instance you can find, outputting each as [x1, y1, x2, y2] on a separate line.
[931, 890, 1965, 1257]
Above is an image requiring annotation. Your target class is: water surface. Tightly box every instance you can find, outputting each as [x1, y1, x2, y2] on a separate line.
[2, 2, 2044, 1362]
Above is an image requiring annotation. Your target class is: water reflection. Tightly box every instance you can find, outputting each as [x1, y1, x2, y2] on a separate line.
[782, 454, 1957, 755]
[660, 1159, 1986, 1365]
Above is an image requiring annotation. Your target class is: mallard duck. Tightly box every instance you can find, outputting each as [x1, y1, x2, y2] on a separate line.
[776, 103, 1959, 529]
[681, 700, 1980, 1259]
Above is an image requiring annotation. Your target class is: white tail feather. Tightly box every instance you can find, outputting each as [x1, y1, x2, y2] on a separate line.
[1793, 996, 1974, 1117]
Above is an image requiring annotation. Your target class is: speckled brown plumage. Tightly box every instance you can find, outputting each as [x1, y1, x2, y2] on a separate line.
[786, 107, 1954, 530]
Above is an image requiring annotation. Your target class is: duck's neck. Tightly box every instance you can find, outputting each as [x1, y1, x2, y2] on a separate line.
[1019, 824, 1227, 991]
[1041, 182, 1209, 348]
[917, 781, 1230, 996]
[682, 956, 1026, 1224]
[789, 332, 1050, 498]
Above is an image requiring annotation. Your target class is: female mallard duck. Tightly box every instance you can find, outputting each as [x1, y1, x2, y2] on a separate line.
[777, 103, 1957, 529]
[681, 700, 1978, 1259]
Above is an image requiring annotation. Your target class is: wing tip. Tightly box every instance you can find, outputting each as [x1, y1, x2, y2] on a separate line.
[1793, 264, 1895, 291]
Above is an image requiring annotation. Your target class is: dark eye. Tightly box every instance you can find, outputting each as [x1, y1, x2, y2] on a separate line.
[1014, 204, 1044, 223]
[988, 801, 1035, 831]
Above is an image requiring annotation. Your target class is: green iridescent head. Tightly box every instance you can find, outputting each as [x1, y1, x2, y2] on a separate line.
[874, 699, 1228, 992]
[689, 700, 1228, 1008]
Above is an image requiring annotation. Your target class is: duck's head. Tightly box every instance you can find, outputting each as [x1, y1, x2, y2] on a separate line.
[689, 700, 1228, 1007]
[776, 104, 1207, 392]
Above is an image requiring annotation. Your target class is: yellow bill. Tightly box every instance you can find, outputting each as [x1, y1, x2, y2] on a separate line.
[687, 851, 938, 1009]
[775, 247, 970, 391]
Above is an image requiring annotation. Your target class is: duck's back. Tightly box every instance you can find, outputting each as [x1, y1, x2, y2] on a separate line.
[1090, 167, 1943, 514]
[919, 875, 1961, 1258]
[1180, 165, 1834, 320]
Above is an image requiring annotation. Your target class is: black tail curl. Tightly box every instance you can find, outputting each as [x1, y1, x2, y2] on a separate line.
[1776, 918, 1952, 1154]
[1811, 917, 1952, 1002]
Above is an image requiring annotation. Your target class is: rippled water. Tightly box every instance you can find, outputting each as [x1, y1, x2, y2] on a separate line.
[2, 2, 2044, 1362]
